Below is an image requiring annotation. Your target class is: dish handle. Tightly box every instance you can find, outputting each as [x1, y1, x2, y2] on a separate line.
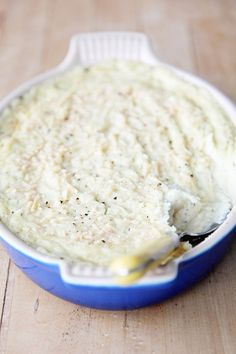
[58, 257, 180, 286]
[60, 31, 158, 68]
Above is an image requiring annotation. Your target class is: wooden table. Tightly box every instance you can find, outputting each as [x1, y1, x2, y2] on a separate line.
[0, 1, 236, 353]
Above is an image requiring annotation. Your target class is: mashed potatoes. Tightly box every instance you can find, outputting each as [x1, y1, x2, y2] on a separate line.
[0, 61, 235, 265]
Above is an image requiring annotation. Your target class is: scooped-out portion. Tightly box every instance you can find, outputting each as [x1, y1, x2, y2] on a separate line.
[0, 61, 235, 265]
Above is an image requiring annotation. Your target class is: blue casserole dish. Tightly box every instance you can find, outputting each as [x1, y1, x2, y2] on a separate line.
[0, 32, 235, 310]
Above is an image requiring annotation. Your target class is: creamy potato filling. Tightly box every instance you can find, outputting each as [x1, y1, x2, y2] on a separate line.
[0, 61, 235, 265]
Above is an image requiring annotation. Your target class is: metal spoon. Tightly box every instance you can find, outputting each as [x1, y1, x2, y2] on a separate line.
[109, 221, 227, 285]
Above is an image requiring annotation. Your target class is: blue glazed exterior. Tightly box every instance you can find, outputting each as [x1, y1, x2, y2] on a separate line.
[0, 229, 234, 310]
[0, 32, 236, 311]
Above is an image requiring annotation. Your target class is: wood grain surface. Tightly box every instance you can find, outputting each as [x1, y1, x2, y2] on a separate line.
[0, 1, 236, 353]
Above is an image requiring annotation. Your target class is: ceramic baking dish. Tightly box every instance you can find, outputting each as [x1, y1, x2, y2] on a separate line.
[0, 32, 235, 310]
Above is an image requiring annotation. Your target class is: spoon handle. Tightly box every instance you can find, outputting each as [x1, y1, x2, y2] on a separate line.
[109, 234, 179, 285]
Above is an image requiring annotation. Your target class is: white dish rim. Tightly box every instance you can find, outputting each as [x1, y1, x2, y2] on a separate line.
[0, 31, 235, 287]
